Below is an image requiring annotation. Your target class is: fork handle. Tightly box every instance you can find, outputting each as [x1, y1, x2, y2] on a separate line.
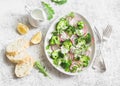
[92, 44, 106, 72]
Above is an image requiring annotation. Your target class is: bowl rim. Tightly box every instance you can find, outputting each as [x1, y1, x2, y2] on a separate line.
[44, 12, 96, 75]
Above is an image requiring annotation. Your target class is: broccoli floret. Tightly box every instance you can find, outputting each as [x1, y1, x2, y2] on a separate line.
[80, 55, 90, 67]
[74, 56, 80, 61]
[49, 36, 60, 45]
[84, 33, 91, 44]
[77, 21, 84, 30]
[70, 65, 78, 73]
[65, 26, 76, 36]
[60, 60, 71, 72]
[56, 18, 68, 32]
[51, 50, 64, 59]
[62, 39, 72, 50]
[53, 58, 63, 65]
[52, 31, 59, 36]
[51, 50, 59, 59]
[75, 37, 86, 45]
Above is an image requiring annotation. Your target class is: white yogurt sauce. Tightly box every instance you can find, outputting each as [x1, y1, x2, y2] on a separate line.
[31, 9, 44, 20]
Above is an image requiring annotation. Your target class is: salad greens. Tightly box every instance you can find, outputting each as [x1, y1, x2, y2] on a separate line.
[51, 0, 67, 5]
[77, 21, 84, 30]
[49, 36, 60, 45]
[62, 39, 72, 50]
[46, 12, 92, 73]
[84, 33, 91, 44]
[34, 61, 49, 77]
[42, 2, 55, 20]
[65, 26, 76, 36]
[56, 18, 68, 34]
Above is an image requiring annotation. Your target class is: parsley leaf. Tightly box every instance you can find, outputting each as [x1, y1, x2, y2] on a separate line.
[42, 2, 55, 20]
[51, 0, 67, 5]
[34, 61, 50, 78]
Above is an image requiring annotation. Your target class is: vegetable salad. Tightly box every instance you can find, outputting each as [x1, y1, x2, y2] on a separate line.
[46, 12, 92, 73]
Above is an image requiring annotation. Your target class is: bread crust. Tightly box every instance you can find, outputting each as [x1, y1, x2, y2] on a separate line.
[6, 39, 30, 56]
[15, 56, 34, 77]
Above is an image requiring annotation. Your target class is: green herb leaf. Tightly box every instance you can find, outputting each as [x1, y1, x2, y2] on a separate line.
[34, 61, 49, 77]
[42, 2, 55, 20]
[51, 0, 67, 5]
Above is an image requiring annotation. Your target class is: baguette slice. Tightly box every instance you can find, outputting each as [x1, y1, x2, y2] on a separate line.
[6, 39, 30, 56]
[6, 51, 29, 64]
[15, 56, 34, 77]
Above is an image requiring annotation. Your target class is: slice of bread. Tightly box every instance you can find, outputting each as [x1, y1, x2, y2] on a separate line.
[15, 56, 34, 77]
[6, 51, 29, 64]
[6, 39, 30, 56]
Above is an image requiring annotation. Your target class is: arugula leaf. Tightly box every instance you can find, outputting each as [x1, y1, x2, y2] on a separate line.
[51, 0, 67, 5]
[34, 61, 49, 77]
[42, 2, 55, 20]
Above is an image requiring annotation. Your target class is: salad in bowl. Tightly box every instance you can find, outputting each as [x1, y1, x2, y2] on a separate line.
[44, 12, 95, 75]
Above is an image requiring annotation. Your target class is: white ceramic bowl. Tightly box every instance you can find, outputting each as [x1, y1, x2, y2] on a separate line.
[44, 12, 96, 75]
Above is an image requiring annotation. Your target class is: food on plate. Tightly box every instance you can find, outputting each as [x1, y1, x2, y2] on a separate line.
[46, 12, 92, 73]
[30, 32, 42, 44]
[17, 23, 29, 35]
[15, 56, 34, 77]
[6, 51, 30, 64]
[6, 39, 30, 56]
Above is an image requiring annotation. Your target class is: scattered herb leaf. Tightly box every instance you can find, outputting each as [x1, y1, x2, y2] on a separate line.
[42, 2, 55, 20]
[51, 0, 67, 5]
[34, 61, 50, 78]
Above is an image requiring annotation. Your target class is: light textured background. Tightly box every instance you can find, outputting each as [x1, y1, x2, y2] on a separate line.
[0, 0, 120, 86]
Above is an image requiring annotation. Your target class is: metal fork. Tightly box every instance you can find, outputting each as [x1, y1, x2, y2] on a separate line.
[103, 25, 112, 42]
[92, 27, 106, 72]
[92, 25, 112, 72]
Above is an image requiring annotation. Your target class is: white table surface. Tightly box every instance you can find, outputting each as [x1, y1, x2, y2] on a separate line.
[0, 0, 120, 86]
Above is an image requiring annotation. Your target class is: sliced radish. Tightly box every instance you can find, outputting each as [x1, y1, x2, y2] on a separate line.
[85, 48, 92, 56]
[83, 25, 87, 36]
[70, 61, 80, 70]
[91, 37, 94, 45]
[51, 45, 60, 51]
[70, 35, 77, 45]
[60, 32, 69, 41]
